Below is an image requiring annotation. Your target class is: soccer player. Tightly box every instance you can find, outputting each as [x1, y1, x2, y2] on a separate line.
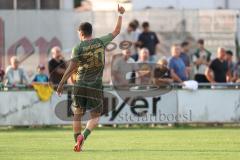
[56, 5, 125, 152]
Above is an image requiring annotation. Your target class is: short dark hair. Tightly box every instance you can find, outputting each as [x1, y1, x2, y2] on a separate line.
[78, 22, 92, 36]
[198, 39, 204, 45]
[142, 22, 149, 28]
[131, 19, 139, 28]
[129, 22, 137, 30]
[181, 41, 189, 48]
[226, 50, 233, 56]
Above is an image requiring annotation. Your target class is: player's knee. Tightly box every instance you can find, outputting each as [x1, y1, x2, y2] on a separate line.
[90, 113, 100, 125]
[92, 117, 100, 126]
[73, 107, 85, 116]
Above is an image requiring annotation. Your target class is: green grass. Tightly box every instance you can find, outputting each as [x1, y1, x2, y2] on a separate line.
[0, 127, 240, 160]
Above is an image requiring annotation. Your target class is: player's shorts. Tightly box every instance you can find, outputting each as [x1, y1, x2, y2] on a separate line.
[72, 79, 103, 114]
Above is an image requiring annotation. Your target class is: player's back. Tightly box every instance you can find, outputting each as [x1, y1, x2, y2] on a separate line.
[71, 33, 114, 83]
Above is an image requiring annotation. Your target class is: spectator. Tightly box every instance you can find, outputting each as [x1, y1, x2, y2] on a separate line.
[120, 22, 139, 61]
[112, 49, 136, 86]
[137, 48, 150, 63]
[193, 39, 212, 82]
[153, 58, 173, 85]
[137, 22, 159, 62]
[180, 41, 191, 77]
[32, 64, 49, 83]
[5, 56, 29, 85]
[205, 47, 230, 83]
[0, 68, 4, 82]
[48, 46, 67, 85]
[131, 19, 141, 34]
[233, 57, 240, 82]
[136, 48, 152, 85]
[225, 50, 234, 82]
[169, 44, 188, 83]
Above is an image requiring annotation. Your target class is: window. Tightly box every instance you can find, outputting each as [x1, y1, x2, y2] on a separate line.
[17, 0, 37, 9]
[0, 0, 14, 9]
[40, 0, 60, 9]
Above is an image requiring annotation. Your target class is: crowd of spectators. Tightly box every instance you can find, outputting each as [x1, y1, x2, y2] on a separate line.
[1, 20, 240, 88]
[0, 47, 67, 88]
[113, 20, 240, 86]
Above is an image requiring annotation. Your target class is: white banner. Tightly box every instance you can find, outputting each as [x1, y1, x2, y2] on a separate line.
[0, 89, 240, 125]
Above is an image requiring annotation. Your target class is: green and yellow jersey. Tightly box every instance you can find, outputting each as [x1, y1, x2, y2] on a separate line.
[71, 33, 114, 83]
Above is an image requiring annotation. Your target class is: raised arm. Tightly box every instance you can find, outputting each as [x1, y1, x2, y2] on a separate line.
[112, 4, 125, 38]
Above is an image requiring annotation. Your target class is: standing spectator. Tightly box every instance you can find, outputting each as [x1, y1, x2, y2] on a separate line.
[120, 22, 139, 61]
[48, 46, 67, 85]
[180, 41, 191, 77]
[153, 58, 173, 85]
[137, 22, 159, 62]
[131, 19, 141, 34]
[225, 50, 234, 82]
[136, 48, 152, 85]
[193, 39, 212, 82]
[5, 56, 29, 85]
[112, 49, 136, 86]
[32, 64, 49, 83]
[0, 68, 4, 82]
[169, 44, 188, 83]
[205, 48, 230, 83]
[233, 57, 240, 82]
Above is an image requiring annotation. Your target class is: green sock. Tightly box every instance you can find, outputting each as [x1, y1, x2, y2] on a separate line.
[82, 128, 91, 140]
[74, 133, 81, 143]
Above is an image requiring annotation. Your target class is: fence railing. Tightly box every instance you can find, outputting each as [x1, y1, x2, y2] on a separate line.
[0, 82, 240, 91]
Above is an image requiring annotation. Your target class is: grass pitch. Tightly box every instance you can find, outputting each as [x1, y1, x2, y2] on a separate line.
[0, 127, 240, 160]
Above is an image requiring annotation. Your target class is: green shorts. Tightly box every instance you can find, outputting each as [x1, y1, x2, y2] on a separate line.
[72, 80, 103, 114]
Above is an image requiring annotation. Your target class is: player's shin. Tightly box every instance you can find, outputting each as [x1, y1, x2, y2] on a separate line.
[73, 108, 83, 142]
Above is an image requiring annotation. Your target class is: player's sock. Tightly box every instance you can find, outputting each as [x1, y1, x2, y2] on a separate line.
[82, 128, 91, 140]
[74, 132, 81, 142]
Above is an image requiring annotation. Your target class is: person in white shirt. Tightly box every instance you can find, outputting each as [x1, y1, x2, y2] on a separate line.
[136, 48, 152, 85]
[112, 49, 136, 86]
[192, 39, 212, 83]
[5, 56, 29, 86]
[120, 22, 139, 61]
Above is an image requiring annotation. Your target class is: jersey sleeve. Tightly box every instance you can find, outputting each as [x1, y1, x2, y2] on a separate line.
[71, 45, 81, 61]
[99, 33, 114, 46]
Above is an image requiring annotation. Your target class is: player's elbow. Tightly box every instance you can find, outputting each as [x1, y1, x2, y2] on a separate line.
[112, 29, 120, 37]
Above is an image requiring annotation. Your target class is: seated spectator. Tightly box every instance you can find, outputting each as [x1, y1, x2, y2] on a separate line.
[48, 46, 67, 85]
[136, 48, 152, 85]
[137, 22, 159, 62]
[153, 58, 173, 85]
[205, 47, 230, 83]
[234, 57, 240, 82]
[0, 67, 4, 82]
[120, 22, 139, 61]
[112, 49, 136, 86]
[32, 64, 49, 83]
[225, 50, 235, 82]
[169, 44, 187, 83]
[180, 41, 191, 77]
[193, 39, 211, 82]
[5, 56, 29, 85]
[137, 48, 150, 63]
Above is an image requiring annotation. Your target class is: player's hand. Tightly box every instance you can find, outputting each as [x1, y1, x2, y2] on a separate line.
[118, 4, 125, 14]
[56, 85, 63, 97]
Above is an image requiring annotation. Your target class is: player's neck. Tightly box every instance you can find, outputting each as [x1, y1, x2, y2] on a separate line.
[82, 36, 92, 41]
